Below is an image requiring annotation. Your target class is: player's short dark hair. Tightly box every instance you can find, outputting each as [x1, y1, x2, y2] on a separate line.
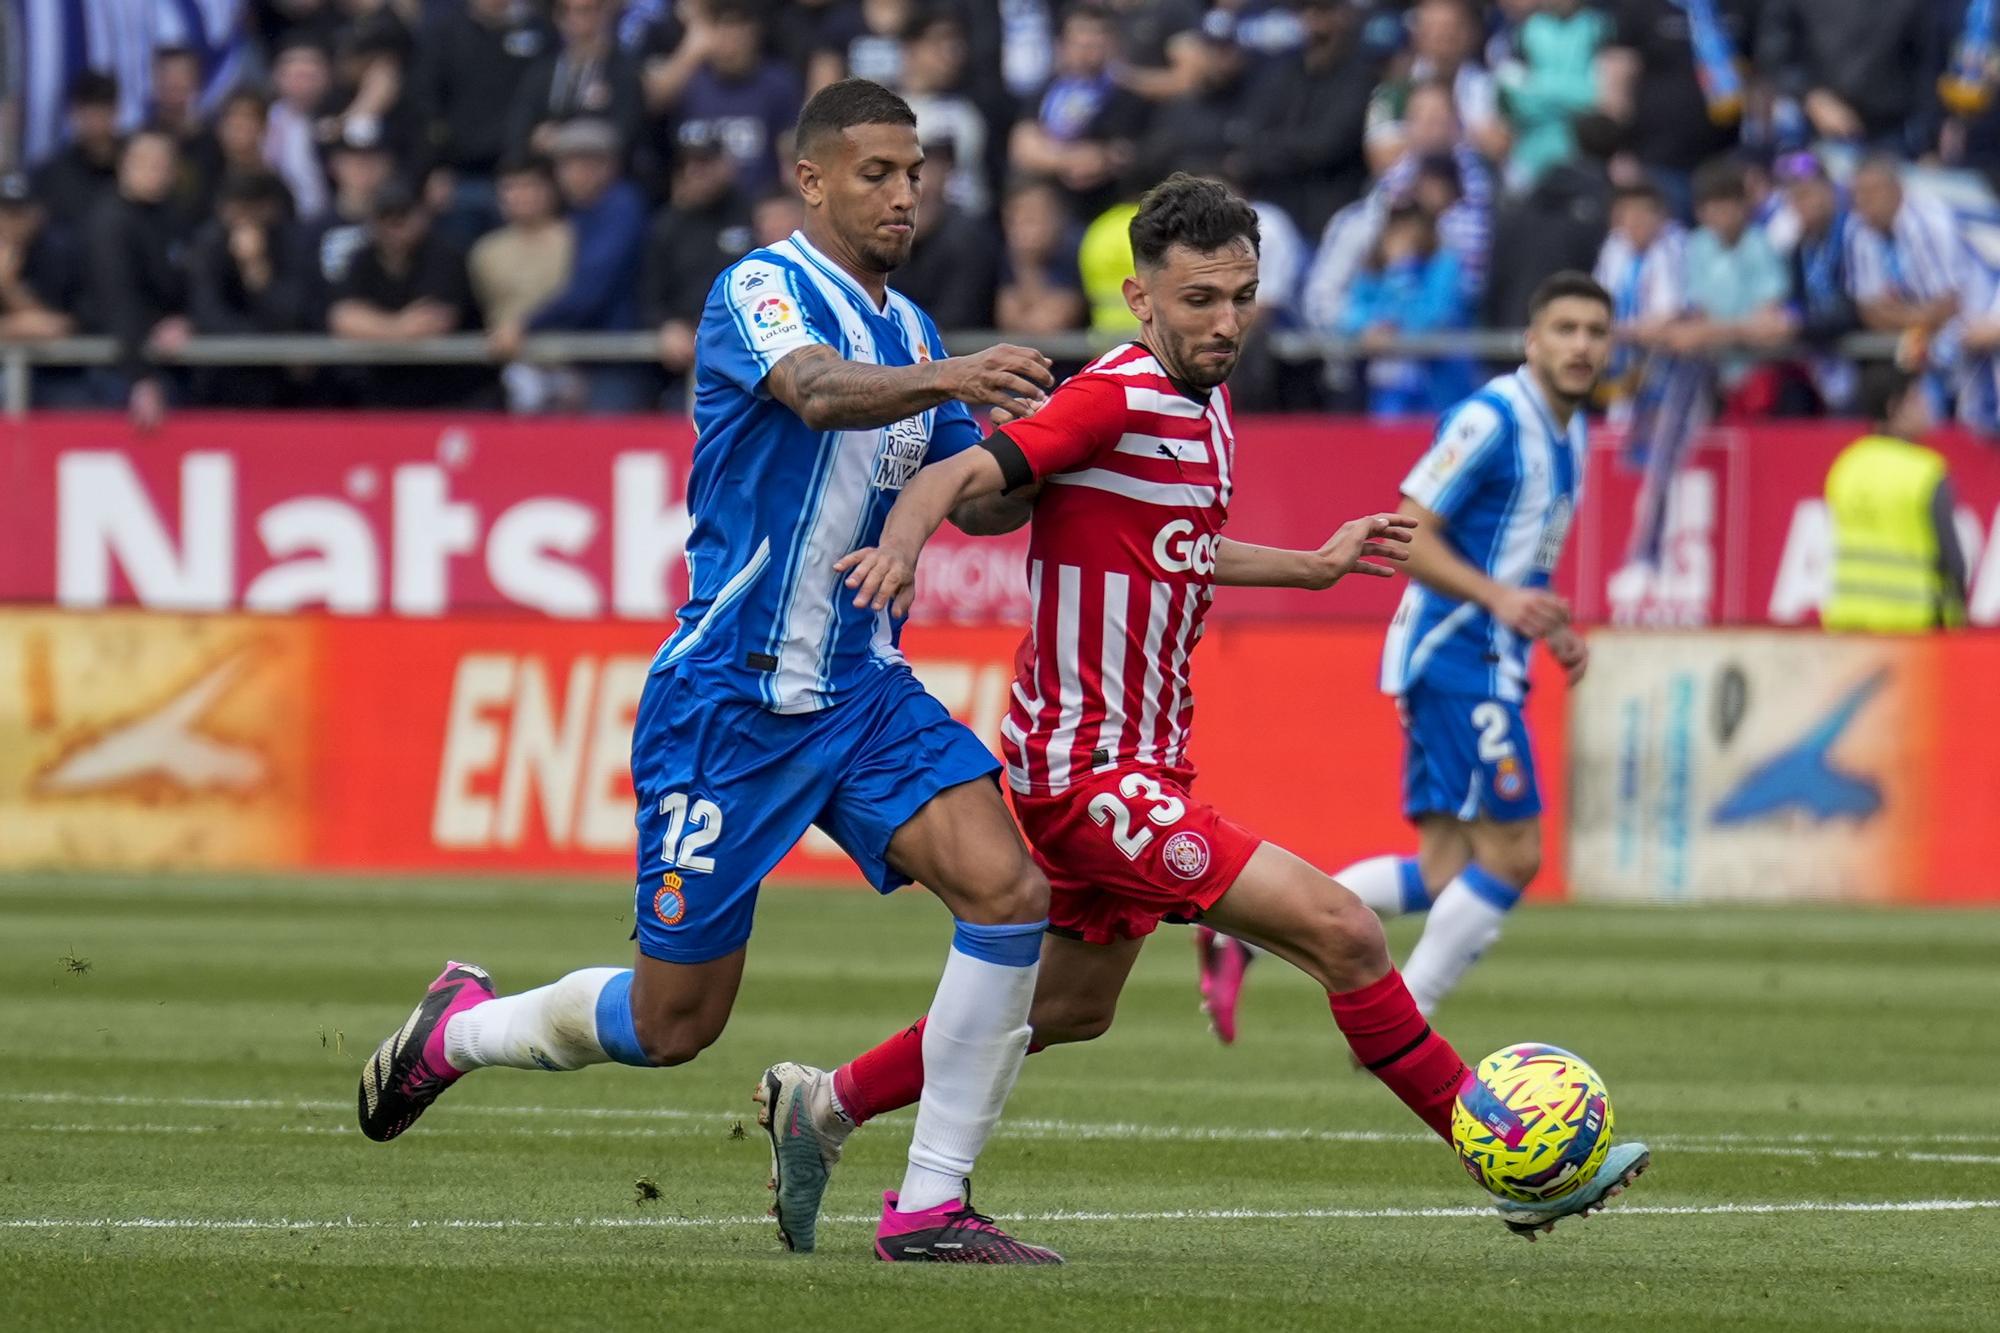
[1128, 172, 1260, 270]
[795, 78, 917, 160]
[1528, 271, 1613, 321]
[1692, 157, 1746, 207]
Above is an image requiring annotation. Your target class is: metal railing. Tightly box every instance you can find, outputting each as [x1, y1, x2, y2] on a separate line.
[0, 328, 1909, 418]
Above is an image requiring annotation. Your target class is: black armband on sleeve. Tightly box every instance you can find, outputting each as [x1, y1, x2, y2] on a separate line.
[980, 430, 1035, 494]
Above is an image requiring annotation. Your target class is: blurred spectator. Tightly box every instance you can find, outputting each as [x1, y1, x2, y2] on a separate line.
[1757, 0, 1942, 157]
[642, 131, 753, 382]
[1593, 180, 1687, 384]
[188, 171, 313, 407]
[1134, 25, 1251, 187]
[489, 118, 649, 412]
[898, 9, 992, 216]
[0, 172, 80, 342]
[1337, 200, 1473, 417]
[265, 37, 335, 220]
[1486, 111, 1617, 327]
[256, 0, 345, 56]
[1846, 157, 1976, 364]
[469, 155, 575, 332]
[1774, 151, 1861, 412]
[1490, 0, 1610, 190]
[325, 12, 424, 170]
[667, 0, 803, 198]
[1079, 195, 1140, 333]
[997, 0, 1058, 100]
[1600, 0, 1758, 218]
[195, 89, 275, 203]
[1105, 0, 1206, 103]
[1010, 5, 1148, 220]
[32, 73, 122, 229]
[1667, 157, 1792, 406]
[1366, 0, 1505, 176]
[326, 181, 491, 408]
[892, 139, 998, 331]
[415, 0, 553, 236]
[1374, 83, 1494, 302]
[810, 0, 917, 93]
[1204, 0, 1307, 61]
[1231, 0, 1377, 236]
[509, 0, 645, 162]
[303, 121, 400, 306]
[149, 45, 206, 142]
[752, 185, 806, 246]
[86, 130, 195, 430]
[994, 175, 1086, 336]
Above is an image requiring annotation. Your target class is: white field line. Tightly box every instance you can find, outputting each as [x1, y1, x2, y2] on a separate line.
[3, 1200, 1999, 1234]
[10, 1119, 2000, 1167]
[8, 1090, 2000, 1163]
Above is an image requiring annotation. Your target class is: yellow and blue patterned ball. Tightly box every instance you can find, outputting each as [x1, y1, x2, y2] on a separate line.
[1451, 1043, 1613, 1203]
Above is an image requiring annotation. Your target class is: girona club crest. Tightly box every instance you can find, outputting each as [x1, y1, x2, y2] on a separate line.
[1162, 831, 1211, 880]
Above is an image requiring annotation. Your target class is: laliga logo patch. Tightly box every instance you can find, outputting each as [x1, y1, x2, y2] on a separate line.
[1494, 756, 1526, 800]
[655, 872, 687, 925]
[751, 296, 795, 330]
[1162, 830, 1210, 880]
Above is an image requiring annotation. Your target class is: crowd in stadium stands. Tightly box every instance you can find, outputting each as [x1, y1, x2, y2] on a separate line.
[3, 0, 2000, 424]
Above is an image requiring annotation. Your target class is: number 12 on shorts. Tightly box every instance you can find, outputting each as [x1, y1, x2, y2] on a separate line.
[1087, 773, 1186, 860]
[658, 791, 723, 873]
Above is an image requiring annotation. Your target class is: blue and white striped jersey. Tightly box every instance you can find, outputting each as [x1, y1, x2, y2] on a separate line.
[1381, 369, 1587, 703]
[655, 230, 981, 715]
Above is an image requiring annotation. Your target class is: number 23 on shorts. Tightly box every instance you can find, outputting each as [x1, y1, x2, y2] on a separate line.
[1086, 773, 1186, 860]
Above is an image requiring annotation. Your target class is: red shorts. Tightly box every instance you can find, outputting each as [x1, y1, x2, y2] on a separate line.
[1012, 765, 1265, 946]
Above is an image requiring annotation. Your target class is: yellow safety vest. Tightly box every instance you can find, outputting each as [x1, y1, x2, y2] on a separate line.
[1822, 435, 1955, 633]
[1078, 203, 1141, 335]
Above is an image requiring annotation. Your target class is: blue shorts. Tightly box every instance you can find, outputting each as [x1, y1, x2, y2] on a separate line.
[1398, 686, 1543, 824]
[629, 661, 1001, 963]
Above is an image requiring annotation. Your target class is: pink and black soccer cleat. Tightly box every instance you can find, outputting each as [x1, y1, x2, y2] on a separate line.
[873, 1188, 1063, 1264]
[357, 961, 495, 1142]
[1195, 926, 1254, 1045]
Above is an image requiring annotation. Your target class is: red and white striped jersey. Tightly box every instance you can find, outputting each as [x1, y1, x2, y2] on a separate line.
[995, 342, 1236, 796]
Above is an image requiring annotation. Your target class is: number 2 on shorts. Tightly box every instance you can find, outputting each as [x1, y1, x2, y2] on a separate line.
[1087, 774, 1188, 860]
[658, 791, 723, 872]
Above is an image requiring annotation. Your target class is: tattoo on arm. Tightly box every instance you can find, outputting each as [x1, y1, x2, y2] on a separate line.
[764, 345, 952, 431]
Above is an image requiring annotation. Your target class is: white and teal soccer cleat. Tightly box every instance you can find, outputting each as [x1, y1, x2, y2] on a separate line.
[1493, 1141, 1651, 1240]
[752, 1062, 853, 1253]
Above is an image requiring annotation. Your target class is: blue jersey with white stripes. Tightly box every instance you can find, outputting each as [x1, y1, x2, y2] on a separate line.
[655, 230, 981, 714]
[1380, 369, 1587, 703]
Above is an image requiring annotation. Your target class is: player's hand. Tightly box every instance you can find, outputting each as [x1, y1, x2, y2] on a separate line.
[1547, 625, 1589, 684]
[940, 343, 1054, 413]
[1489, 586, 1570, 638]
[834, 543, 919, 618]
[1304, 512, 1416, 587]
[988, 394, 1045, 430]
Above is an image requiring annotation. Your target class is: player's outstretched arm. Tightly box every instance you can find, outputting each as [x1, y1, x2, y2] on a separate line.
[1398, 497, 1570, 637]
[766, 343, 1054, 432]
[1214, 513, 1416, 589]
[836, 447, 1013, 616]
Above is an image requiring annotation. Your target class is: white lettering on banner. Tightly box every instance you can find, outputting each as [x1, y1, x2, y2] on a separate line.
[56, 451, 235, 608]
[487, 499, 600, 618]
[433, 653, 649, 853]
[1768, 501, 1833, 624]
[392, 466, 480, 616]
[433, 655, 515, 847]
[1967, 508, 2000, 625]
[1607, 471, 1715, 627]
[612, 454, 692, 619]
[905, 541, 1032, 624]
[244, 498, 380, 612]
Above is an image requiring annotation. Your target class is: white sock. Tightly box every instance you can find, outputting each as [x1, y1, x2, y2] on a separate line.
[1401, 866, 1521, 1015]
[899, 920, 1043, 1213]
[443, 967, 628, 1072]
[1335, 854, 1429, 920]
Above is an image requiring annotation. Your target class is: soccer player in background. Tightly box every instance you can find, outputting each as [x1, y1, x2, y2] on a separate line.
[1328, 272, 1613, 1019]
[356, 79, 1072, 1264]
[755, 179, 1648, 1252]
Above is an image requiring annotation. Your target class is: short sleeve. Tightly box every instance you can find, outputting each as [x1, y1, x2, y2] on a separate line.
[993, 374, 1129, 480]
[699, 257, 835, 397]
[919, 318, 983, 463]
[1402, 397, 1507, 521]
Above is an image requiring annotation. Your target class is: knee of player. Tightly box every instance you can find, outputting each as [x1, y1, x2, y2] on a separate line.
[1473, 825, 1542, 888]
[962, 857, 1050, 927]
[1030, 998, 1116, 1046]
[631, 1010, 722, 1068]
[1304, 888, 1391, 981]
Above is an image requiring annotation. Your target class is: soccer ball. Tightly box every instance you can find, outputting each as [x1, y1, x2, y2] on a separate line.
[1451, 1043, 1613, 1203]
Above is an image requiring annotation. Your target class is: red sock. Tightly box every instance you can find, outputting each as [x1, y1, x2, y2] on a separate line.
[1327, 968, 1469, 1142]
[831, 1018, 1047, 1126]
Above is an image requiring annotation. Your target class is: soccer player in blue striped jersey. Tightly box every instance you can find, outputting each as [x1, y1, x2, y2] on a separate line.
[1332, 272, 1613, 1019]
[357, 79, 1070, 1263]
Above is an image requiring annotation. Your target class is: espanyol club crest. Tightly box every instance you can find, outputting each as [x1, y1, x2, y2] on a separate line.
[1162, 831, 1211, 880]
[1494, 756, 1526, 801]
[654, 873, 687, 925]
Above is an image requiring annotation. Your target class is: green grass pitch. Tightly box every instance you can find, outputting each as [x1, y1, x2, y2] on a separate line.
[4, 874, 1997, 1331]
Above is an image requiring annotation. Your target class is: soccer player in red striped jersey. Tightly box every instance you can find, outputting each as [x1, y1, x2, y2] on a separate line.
[753, 174, 1648, 1250]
